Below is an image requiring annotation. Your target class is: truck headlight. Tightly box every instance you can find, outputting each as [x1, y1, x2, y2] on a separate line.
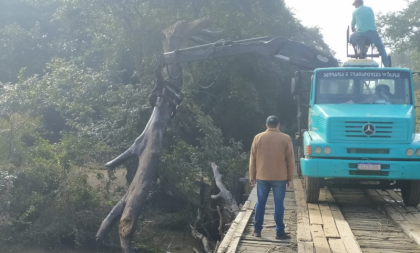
[314, 147, 322, 154]
[406, 149, 414, 157]
[416, 149, 420, 157]
[324, 147, 331, 155]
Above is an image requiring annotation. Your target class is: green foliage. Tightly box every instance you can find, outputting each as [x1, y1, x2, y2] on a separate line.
[0, 0, 335, 250]
[377, 0, 420, 52]
[377, 0, 420, 129]
[0, 136, 114, 248]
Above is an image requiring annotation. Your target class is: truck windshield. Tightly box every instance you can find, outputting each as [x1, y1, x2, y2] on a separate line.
[315, 70, 412, 104]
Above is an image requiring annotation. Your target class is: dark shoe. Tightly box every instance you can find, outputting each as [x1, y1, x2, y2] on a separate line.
[276, 233, 291, 240]
[253, 231, 261, 237]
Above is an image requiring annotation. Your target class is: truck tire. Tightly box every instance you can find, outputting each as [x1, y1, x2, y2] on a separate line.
[304, 176, 320, 203]
[401, 180, 420, 206]
[296, 146, 302, 176]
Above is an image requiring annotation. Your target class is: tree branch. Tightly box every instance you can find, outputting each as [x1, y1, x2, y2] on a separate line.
[210, 162, 239, 216]
[190, 225, 211, 253]
[96, 18, 213, 253]
[96, 199, 126, 241]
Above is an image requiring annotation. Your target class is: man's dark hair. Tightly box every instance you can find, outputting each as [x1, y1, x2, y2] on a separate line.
[266, 115, 280, 128]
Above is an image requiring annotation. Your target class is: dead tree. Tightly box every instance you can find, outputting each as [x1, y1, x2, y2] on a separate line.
[96, 18, 212, 253]
[210, 162, 239, 223]
[95, 16, 338, 252]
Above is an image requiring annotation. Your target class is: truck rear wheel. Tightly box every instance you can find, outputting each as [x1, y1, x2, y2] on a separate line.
[401, 180, 420, 206]
[296, 146, 302, 176]
[304, 176, 320, 203]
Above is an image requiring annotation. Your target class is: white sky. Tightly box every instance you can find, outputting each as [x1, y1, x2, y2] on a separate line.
[284, 0, 410, 63]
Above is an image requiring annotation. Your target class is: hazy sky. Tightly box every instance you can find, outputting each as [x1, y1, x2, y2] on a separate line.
[283, 0, 410, 62]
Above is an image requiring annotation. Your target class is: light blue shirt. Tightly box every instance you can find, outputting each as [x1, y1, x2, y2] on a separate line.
[351, 5, 377, 33]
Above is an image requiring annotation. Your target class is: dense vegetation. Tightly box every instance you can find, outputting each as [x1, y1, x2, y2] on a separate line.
[377, 0, 420, 129]
[1, 0, 419, 251]
[0, 0, 333, 251]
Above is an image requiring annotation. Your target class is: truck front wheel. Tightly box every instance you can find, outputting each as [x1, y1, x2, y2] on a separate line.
[304, 176, 320, 203]
[401, 180, 420, 206]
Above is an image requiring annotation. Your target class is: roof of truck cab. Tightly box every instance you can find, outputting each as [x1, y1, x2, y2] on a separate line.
[313, 67, 412, 73]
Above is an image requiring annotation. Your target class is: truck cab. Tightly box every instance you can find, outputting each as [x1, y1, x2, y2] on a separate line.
[298, 59, 420, 206]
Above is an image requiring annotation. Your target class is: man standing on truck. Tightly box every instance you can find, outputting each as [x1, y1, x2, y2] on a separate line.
[249, 116, 295, 239]
[350, 0, 390, 67]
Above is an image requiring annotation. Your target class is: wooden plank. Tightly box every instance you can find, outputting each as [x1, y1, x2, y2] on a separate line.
[304, 242, 314, 253]
[397, 223, 420, 247]
[308, 203, 323, 225]
[367, 189, 420, 247]
[217, 187, 257, 253]
[294, 178, 312, 243]
[310, 224, 331, 253]
[328, 238, 347, 253]
[239, 239, 292, 245]
[374, 190, 417, 224]
[376, 189, 389, 196]
[217, 209, 246, 252]
[319, 202, 340, 238]
[226, 206, 255, 252]
[386, 190, 420, 221]
[321, 188, 362, 253]
[298, 242, 305, 253]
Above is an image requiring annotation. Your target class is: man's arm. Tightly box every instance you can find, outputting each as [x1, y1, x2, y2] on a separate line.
[351, 11, 357, 32]
[249, 136, 258, 186]
[285, 137, 295, 184]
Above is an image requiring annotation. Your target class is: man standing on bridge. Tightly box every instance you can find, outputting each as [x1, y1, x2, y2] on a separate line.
[350, 0, 390, 67]
[249, 116, 295, 239]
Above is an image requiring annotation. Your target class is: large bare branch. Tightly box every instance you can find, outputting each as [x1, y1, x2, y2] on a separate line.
[96, 17, 212, 253]
[210, 162, 239, 217]
[191, 225, 211, 253]
[96, 199, 126, 241]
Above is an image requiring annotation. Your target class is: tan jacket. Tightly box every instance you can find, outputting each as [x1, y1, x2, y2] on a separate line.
[249, 128, 295, 182]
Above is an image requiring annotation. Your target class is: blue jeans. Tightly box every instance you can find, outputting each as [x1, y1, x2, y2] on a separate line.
[254, 180, 287, 235]
[350, 30, 389, 67]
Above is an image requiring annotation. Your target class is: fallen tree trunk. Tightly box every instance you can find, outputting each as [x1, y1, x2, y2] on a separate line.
[191, 224, 211, 253]
[95, 17, 212, 253]
[190, 163, 240, 252]
[210, 162, 239, 222]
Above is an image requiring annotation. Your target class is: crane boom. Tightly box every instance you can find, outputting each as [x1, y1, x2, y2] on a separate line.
[162, 36, 338, 70]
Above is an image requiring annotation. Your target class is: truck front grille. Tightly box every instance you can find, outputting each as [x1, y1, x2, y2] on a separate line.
[330, 119, 408, 142]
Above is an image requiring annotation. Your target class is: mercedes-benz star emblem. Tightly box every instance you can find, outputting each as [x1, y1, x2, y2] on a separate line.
[363, 123, 375, 136]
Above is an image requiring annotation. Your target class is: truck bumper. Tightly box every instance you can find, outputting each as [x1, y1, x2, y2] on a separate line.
[301, 158, 420, 180]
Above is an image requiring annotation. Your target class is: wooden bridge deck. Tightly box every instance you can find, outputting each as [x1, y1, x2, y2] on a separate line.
[217, 179, 420, 253]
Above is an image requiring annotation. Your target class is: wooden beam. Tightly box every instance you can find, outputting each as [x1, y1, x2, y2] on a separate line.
[217, 187, 257, 253]
[321, 188, 362, 253]
[386, 190, 420, 222]
[367, 189, 420, 246]
[294, 178, 312, 243]
[299, 241, 315, 253]
[308, 203, 323, 225]
[328, 238, 347, 253]
[310, 225, 331, 253]
[319, 202, 340, 238]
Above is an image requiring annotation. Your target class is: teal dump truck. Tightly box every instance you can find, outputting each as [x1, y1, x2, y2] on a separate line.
[295, 58, 420, 206]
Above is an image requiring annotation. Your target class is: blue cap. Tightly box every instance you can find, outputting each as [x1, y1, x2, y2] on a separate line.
[266, 115, 279, 126]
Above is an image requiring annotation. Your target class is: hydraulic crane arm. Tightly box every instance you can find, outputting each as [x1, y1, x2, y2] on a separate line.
[162, 36, 338, 70]
[146, 35, 339, 128]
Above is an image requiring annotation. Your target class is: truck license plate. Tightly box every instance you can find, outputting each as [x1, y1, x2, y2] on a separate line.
[358, 163, 381, 171]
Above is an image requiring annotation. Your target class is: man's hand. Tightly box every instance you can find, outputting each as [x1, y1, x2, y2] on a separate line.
[286, 180, 292, 190]
[351, 26, 356, 32]
[250, 179, 257, 187]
